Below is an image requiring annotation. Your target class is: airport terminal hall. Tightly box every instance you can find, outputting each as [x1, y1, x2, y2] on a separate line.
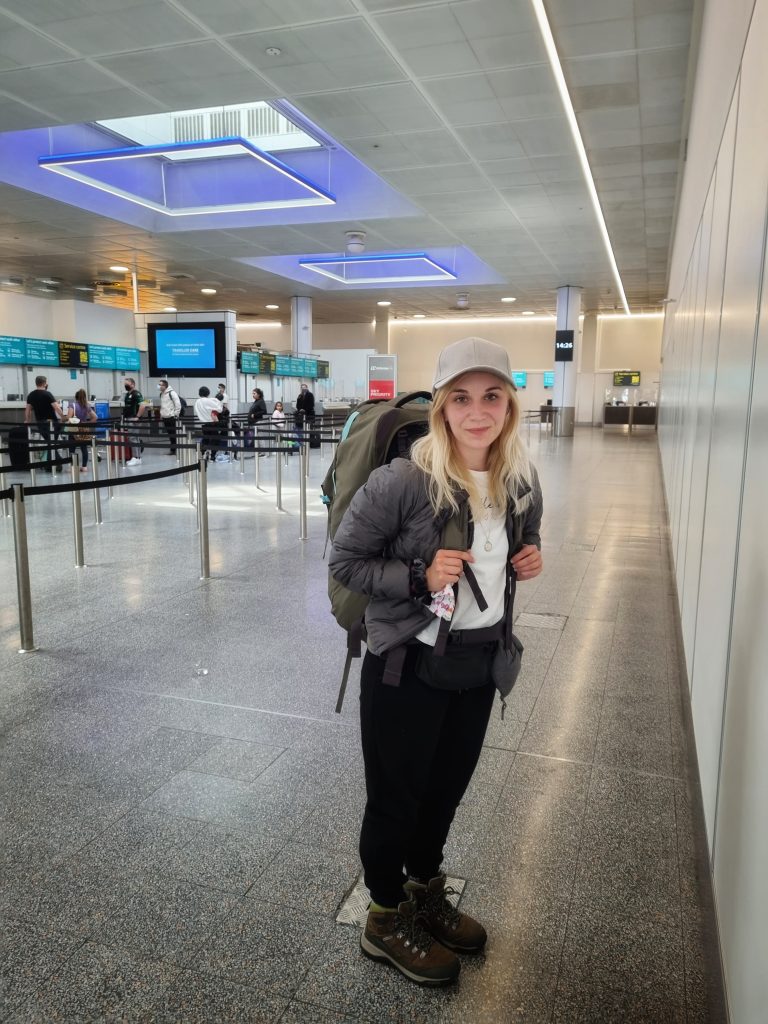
[1, 0, 767, 1020]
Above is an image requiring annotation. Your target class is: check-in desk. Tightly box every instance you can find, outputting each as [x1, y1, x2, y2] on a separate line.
[603, 404, 658, 433]
[0, 401, 27, 425]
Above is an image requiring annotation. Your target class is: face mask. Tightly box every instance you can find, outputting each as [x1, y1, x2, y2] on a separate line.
[124, 384, 131, 391]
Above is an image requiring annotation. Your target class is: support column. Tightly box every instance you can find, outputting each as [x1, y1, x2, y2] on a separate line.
[554, 285, 582, 436]
[291, 296, 312, 356]
[579, 312, 599, 425]
[374, 308, 389, 354]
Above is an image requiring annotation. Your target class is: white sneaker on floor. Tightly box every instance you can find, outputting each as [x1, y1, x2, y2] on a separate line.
[126, 457, 142, 466]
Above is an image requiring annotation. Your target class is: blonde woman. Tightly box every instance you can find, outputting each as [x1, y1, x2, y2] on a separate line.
[329, 337, 543, 987]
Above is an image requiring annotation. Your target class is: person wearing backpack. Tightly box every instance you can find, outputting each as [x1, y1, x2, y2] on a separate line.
[329, 337, 543, 988]
[158, 379, 181, 456]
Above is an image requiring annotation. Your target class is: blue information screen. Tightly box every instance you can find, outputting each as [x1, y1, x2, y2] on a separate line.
[543, 371, 555, 388]
[26, 338, 59, 365]
[512, 371, 527, 389]
[0, 336, 27, 364]
[115, 348, 141, 371]
[89, 345, 116, 370]
[153, 328, 216, 370]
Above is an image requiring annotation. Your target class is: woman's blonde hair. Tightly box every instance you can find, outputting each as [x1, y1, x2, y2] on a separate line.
[410, 374, 532, 516]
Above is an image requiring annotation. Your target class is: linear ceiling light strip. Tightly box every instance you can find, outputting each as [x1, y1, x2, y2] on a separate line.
[530, 0, 631, 315]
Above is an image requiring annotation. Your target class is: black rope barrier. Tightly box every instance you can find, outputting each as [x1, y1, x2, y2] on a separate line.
[22, 461, 199, 497]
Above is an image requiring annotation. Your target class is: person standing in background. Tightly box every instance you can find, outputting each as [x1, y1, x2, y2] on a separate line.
[65, 388, 97, 473]
[246, 387, 267, 453]
[123, 377, 145, 467]
[216, 382, 228, 407]
[194, 386, 224, 460]
[295, 383, 315, 423]
[158, 379, 181, 456]
[24, 375, 63, 469]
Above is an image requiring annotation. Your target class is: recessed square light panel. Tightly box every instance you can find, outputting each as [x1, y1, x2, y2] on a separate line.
[241, 247, 505, 290]
[0, 100, 419, 231]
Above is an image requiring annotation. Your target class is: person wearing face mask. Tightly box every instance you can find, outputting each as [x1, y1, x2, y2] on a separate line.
[158, 379, 182, 456]
[123, 377, 145, 466]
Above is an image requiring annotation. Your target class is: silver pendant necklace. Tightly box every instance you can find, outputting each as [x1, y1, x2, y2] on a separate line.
[477, 495, 494, 552]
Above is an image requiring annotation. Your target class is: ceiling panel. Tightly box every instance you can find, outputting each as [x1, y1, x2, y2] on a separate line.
[175, 0, 356, 36]
[0, 0, 695, 319]
[38, 3, 205, 56]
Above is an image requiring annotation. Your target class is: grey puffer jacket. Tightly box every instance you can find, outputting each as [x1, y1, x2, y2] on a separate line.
[329, 458, 543, 656]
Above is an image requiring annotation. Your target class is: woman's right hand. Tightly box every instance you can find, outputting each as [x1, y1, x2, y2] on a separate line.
[426, 549, 474, 591]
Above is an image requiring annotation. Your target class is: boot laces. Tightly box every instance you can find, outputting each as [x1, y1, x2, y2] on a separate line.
[393, 908, 435, 956]
[424, 886, 462, 928]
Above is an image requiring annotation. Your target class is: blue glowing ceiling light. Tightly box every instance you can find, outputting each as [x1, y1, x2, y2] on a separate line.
[38, 137, 335, 216]
[298, 252, 456, 285]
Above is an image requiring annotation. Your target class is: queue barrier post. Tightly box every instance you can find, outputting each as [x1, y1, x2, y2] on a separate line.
[299, 441, 308, 541]
[105, 429, 114, 498]
[71, 451, 85, 568]
[11, 484, 36, 653]
[91, 436, 103, 525]
[275, 438, 284, 511]
[0, 450, 10, 518]
[191, 441, 199, 508]
[198, 457, 210, 579]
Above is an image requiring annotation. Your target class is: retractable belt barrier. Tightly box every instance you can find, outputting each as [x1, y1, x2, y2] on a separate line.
[3, 458, 208, 655]
[2, 415, 347, 650]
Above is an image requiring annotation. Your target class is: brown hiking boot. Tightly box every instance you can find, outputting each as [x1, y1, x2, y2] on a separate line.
[404, 874, 487, 953]
[360, 897, 460, 986]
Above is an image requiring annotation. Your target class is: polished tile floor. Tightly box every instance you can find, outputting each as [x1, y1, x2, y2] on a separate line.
[0, 429, 726, 1022]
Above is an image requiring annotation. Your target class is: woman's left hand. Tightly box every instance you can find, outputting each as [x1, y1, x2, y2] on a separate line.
[511, 544, 543, 581]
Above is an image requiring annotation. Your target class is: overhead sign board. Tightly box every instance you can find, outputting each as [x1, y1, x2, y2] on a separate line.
[317, 359, 330, 380]
[0, 336, 27, 364]
[613, 370, 641, 387]
[115, 347, 141, 371]
[88, 345, 116, 370]
[25, 338, 59, 366]
[240, 351, 260, 374]
[59, 341, 89, 368]
[259, 352, 277, 374]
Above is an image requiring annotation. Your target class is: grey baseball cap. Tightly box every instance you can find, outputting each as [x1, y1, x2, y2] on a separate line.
[433, 336, 514, 390]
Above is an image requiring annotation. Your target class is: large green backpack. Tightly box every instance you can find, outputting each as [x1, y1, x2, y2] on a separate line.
[321, 392, 432, 707]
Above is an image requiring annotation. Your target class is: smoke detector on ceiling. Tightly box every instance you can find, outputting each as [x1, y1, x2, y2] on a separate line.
[345, 230, 366, 255]
[454, 293, 470, 309]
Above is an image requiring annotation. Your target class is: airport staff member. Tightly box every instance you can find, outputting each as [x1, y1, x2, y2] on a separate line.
[123, 377, 145, 467]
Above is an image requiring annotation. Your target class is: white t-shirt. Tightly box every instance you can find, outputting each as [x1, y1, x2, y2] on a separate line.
[194, 396, 223, 423]
[271, 409, 286, 421]
[417, 470, 507, 646]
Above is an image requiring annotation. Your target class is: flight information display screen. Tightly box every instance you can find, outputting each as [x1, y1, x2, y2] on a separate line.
[148, 322, 225, 377]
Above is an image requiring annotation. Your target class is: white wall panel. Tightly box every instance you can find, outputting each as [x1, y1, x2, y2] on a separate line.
[691, 60, 767, 851]
[708, 2, 768, 1015]
[714, 219, 768, 1024]
[680, 106, 736, 674]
